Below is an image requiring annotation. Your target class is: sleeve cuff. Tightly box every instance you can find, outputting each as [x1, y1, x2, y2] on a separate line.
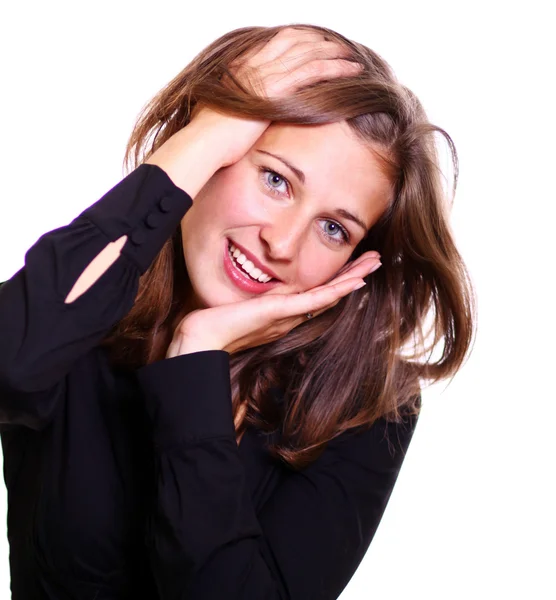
[135, 350, 236, 447]
[78, 164, 193, 275]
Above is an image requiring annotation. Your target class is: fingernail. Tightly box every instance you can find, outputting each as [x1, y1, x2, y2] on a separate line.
[368, 262, 382, 274]
[353, 281, 366, 290]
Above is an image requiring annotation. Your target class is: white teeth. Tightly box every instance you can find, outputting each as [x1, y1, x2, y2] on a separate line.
[228, 242, 273, 283]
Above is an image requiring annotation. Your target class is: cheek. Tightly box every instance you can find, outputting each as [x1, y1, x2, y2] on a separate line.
[193, 167, 262, 228]
[295, 245, 346, 290]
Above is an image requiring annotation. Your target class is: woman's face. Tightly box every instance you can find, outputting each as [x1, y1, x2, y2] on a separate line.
[180, 121, 392, 308]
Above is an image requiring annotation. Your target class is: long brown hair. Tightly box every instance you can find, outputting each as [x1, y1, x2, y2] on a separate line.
[100, 24, 476, 470]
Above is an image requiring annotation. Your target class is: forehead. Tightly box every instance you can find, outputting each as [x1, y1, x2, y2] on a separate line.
[253, 122, 392, 226]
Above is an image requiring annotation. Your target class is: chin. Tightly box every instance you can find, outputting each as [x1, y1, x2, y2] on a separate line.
[189, 280, 239, 310]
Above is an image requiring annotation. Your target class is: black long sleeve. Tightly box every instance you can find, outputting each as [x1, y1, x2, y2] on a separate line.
[0, 164, 192, 429]
[0, 162, 419, 600]
[136, 352, 419, 600]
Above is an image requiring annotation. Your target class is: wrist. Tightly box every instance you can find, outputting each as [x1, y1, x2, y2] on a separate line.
[144, 122, 224, 199]
[188, 108, 270, 167]
[165, 333, 224, 359]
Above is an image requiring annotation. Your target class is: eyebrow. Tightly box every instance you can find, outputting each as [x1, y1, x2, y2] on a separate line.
[256, 149, 369, 232]
[256, 150, 306, 184]
[333, 209, 368, 232]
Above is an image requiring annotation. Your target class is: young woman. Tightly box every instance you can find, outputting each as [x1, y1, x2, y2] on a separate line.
[0, 24, 475, 600]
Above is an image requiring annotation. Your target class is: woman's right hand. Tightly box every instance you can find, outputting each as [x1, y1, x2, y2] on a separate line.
[145, 27, 361, 195]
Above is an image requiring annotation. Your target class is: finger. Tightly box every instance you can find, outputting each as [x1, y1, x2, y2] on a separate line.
[275, 41, 352, 72]
[268, 277, 365, 320]
[283, 272, 361, 326]
[264, 288, 345, 338]
[334, 250, 381, 279]
[278, 58, 362, 92]
[233, 30, 325, 74]
[252, 29, 327, 64]
[279, 296, 341, 336]
[332, 257, 381, 283]
[309, 258, 381, 294]
[307, 295, 344, 319]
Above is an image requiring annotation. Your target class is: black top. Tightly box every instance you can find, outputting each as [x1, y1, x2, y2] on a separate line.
[0, 164, 419, 600]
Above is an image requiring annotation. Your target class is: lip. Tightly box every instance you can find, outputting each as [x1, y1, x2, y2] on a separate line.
[229, 239, 282, 282]
[223, 239, 281, 294]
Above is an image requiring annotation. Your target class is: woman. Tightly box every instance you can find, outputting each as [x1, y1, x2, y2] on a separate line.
[0, 24, 475, 600]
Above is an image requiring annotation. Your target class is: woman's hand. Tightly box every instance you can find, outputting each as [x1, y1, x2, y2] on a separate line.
[145, 28, 361, 194]
[166, 252, 380, 358]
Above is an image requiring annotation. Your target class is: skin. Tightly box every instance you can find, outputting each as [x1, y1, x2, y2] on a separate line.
[62, 28, 392, 443]
[180, 120, 391, 310]
[174, 119, 391, 444]
[144, 27, 391, 359]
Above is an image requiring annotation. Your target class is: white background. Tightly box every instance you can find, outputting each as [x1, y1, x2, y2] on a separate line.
[1, 1, 554, 598]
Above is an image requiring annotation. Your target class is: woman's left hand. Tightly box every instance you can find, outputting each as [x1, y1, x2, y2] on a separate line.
[165, 253, 381, 358]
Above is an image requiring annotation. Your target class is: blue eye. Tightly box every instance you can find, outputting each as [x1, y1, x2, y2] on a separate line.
[259, 167, 350, 246]
[261, 169, 289, 195]
[319, 219, 349, 245]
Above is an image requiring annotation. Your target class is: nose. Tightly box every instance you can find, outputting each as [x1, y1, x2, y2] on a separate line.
[259, 212, 308, 262]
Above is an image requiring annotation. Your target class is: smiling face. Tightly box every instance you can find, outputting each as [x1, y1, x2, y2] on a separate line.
[180, 120, 392, 308]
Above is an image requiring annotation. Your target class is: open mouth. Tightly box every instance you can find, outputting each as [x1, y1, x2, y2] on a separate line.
[227, 241, 277, 284]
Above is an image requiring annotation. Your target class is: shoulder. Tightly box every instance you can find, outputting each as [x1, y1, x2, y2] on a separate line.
[318, 397, 421, 474]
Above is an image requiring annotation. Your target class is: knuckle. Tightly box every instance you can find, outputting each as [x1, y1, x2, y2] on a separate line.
[278, 26, 311, 39]
[268, 295, 287, 316]
[274, 27, 294, 38]
[280, 27, 299, 38]
[325, 59, 356, 77]
[302, 60, 323, 77]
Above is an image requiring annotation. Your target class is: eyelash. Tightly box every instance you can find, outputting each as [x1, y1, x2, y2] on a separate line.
[258, 167, 351, 246]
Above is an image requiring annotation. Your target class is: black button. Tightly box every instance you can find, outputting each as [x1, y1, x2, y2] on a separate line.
[130, 230, 146, 246]
[159, 196, 173, 213]
[145, 212, 162, 229]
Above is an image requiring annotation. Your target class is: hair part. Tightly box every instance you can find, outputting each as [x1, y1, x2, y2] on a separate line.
[101, 24, 476, 470]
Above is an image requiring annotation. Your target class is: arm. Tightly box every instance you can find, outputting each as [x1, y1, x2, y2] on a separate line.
[0, 137, 220, 429]
[0, 27, 361, 430]
[136, 351, 419, 600]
